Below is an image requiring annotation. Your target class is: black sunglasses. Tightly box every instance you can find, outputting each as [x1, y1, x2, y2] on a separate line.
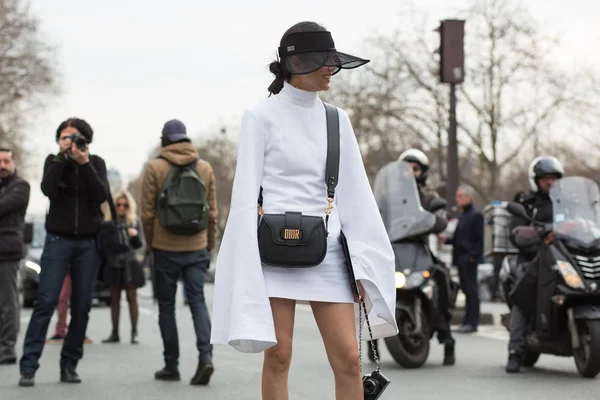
[116, 203, 129, 209]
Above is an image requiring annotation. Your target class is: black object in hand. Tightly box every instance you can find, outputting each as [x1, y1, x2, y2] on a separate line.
[68, 133, 88, 152]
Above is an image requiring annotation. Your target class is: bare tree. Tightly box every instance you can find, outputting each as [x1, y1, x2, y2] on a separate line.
[0, 0, 59, 171]
[328, 0, 600, 201]
[457, 0, 598, 200]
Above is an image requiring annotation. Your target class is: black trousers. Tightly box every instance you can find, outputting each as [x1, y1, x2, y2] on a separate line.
[431, 266, 455, 344]
[508, 305, 528, 354]
[457, 260, 480, 328]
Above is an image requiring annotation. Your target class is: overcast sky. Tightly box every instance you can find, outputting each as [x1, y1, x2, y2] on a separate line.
[25, 0, 599, 215]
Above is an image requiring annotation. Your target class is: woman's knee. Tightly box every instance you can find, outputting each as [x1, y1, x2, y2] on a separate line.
[264, 341, 293, 372]
[330, 345, 361, 377]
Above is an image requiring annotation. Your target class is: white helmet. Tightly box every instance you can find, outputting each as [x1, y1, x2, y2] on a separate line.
[528, 156, 564, 192]
[399, 149, 430, 184]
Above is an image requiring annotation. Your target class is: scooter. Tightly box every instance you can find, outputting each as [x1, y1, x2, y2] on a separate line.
[373, 160, 458, 368]
[501, 176, 600, 378]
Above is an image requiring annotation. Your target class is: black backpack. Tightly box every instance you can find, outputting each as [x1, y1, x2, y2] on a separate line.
[156, 157, 208, 235]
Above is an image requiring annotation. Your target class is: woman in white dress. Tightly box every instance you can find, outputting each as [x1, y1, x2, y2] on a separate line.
[211, 22, 398, 399]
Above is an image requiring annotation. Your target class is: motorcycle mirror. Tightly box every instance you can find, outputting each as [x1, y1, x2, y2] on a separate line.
[506, 202, 544, 226]
[428, 198, 448, 213]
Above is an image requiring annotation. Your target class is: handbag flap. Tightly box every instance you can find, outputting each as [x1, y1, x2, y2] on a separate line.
[260, 212, 324, 247]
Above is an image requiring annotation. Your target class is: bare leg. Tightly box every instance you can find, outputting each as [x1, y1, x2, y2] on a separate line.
[262, 298, 296, 400]
[311, 301, 362, 400]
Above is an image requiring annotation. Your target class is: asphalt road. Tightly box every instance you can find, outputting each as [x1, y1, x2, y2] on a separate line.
[1, 284, 599, 400]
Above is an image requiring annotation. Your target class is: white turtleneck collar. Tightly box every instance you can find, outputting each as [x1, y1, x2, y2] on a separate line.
[278, 81, 319, 107]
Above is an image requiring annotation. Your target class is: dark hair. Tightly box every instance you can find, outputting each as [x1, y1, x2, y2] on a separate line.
[55, 118, 94, 143]
[161, 136, 190, 147]
[268, 21, 327, 96]
[0, 147, 11, 153]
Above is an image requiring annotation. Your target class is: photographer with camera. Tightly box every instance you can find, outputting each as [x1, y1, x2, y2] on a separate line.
[19, 118, 108, 387]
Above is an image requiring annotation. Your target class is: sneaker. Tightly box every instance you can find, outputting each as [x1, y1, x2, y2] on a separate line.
[46, 334, 65, 344]
[19, 373, 35, 387]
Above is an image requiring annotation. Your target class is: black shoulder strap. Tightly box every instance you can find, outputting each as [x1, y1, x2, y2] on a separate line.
[258, 101, 340, 207]
[323, 101, 340, 200]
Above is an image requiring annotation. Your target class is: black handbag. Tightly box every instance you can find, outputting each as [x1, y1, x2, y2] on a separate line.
[257, 101, 340, 267]
[97, 185, 130, 256]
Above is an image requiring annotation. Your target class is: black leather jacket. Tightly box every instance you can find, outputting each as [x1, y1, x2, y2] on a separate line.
[510, 190, 553, 259]
[41, 153, 108, 239]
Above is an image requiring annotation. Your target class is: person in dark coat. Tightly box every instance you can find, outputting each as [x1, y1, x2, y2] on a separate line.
[0, 147, 30, 365]
[449, 184, 484, 333]
[101, 190, 145, 345]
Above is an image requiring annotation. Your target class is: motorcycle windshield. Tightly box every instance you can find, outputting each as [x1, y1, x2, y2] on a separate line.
[373, 160, 435, 242]
[551, 176, 600, 249]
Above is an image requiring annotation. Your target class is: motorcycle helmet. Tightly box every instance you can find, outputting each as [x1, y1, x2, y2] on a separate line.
[399, 149, 430, 185]
[528, 156, 564, 192]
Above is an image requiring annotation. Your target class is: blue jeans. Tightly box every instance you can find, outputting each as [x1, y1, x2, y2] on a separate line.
[20, 234, 101, 374]
[154, 249, 212, 368]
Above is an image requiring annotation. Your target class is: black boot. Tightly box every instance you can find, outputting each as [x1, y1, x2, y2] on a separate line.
[60, 367, 82, 384]
[102, 331, 120, 344]
[443, 342, 456, 366]
[190, 360, 214, 385]
[131, 329, 139, 345]
[155, 366, 181, 381]
[506, 352, 522, 373]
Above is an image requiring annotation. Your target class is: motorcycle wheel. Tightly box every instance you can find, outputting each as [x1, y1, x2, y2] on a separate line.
[384, 309, 430, 369]
[522, 351, 540, 367]
[573, 320, 600, 378]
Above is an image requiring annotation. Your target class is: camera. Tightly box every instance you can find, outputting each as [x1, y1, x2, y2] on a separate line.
[362, 370, 390, 400]
[68, 133, 88, 152]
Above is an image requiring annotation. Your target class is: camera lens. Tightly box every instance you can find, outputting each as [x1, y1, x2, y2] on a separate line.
[363, 378, 379, 395]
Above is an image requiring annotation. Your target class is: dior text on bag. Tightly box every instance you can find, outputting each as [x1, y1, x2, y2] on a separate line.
[256, 102, 340, 267]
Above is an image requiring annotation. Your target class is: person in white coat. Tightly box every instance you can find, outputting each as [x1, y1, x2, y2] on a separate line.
[211, 21, 398, 400]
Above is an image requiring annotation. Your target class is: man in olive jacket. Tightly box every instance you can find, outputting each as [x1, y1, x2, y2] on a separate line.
[141, 119, 217, 385]
[0, 148, 30, 365]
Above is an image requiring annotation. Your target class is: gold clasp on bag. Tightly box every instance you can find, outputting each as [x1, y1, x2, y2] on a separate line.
[325, 196, 334, 216]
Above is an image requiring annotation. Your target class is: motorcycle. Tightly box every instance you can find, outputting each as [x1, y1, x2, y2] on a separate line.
[373, 160, 458, 368]
[501, 176, 600, 378]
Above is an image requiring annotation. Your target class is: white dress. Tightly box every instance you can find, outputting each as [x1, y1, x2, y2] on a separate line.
[211, 82, 398, 353]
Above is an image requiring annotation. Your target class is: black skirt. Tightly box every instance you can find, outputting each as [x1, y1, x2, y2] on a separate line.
[103, 257, 146, 289]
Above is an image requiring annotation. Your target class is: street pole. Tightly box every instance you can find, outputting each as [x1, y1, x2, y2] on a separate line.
[447, 83, 459, 216]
